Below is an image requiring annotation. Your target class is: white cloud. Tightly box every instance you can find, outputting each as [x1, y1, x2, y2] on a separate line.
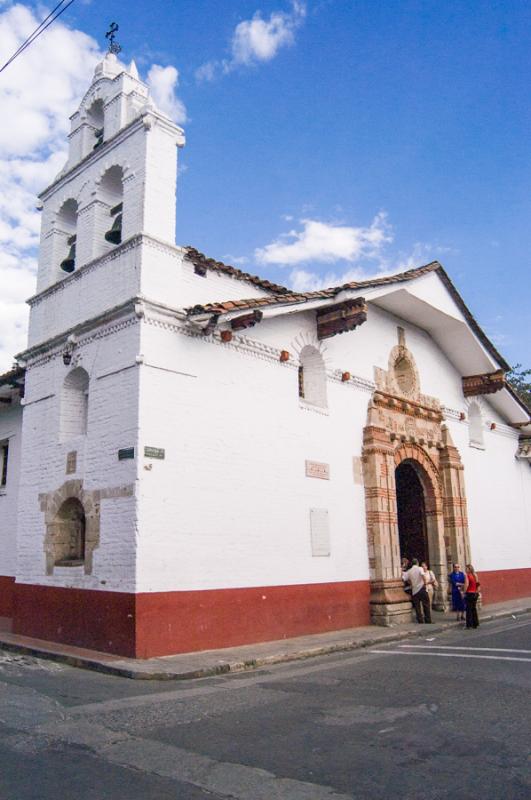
[147, 64, 187, 123]
[255, 213, 392, 267]
[0, 4, 184, 372]
[196, 1, 306, 82]
[254, 214, 455, 292]
[231, 0, 305, 65]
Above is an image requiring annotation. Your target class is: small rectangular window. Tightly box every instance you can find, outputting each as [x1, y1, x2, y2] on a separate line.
[0, 441, 9, 487]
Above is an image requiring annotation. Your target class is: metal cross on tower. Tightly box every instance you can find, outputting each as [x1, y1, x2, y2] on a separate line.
[105, 22, 122, 55]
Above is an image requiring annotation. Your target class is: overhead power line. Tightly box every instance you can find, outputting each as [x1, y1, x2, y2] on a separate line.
[0, 0, 77, 76]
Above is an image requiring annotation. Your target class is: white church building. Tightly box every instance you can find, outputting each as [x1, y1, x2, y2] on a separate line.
[0, 54, 530, 658]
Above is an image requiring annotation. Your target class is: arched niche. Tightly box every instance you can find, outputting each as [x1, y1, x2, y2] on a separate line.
[468, 401, 485, 449]
[298, 344, 327, 408]
[60, 367, 89, 442]
[53, 497, 86, 566]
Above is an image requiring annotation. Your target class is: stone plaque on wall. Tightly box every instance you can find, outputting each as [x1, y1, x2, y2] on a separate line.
[310, 508, 330, 556]
[144, 446, 165, 459]
[305, 460, 330, 480]
[66, 451, 77, 474]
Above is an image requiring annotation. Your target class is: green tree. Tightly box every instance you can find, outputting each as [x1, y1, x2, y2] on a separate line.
[507, 364, 531, 409]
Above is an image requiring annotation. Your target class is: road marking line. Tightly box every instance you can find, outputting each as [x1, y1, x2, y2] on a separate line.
[399, 644, 531, 654]
[371, 650, 531, 662]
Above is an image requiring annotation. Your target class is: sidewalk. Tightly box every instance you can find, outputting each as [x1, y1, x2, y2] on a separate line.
[0, 597, 529, 681]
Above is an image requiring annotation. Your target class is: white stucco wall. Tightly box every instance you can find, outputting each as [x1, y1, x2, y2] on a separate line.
[133, 296, 530, 594]
[0, 400, 23, 578]
[15, 319, 141, 591]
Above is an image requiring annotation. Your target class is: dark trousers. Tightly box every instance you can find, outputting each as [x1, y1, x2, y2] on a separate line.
[465, 593, 479, 628]
[412, 587, 432, 623]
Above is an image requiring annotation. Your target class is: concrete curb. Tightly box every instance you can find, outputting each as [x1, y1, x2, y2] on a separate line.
[0, 605, 529, 681]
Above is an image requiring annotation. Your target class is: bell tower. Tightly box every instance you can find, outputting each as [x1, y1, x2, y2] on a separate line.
[11, 52, 186, 656]
[33, 51, 185, 308]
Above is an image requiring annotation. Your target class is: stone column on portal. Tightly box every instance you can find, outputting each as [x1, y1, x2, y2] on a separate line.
[439, 424, 472, 575]
[362, 399, 412, 625]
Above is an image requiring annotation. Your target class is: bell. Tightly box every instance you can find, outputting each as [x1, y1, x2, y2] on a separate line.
[104, 212, 122, 244]
[93, 127, 104, 149]
[60, 234, 76, 273]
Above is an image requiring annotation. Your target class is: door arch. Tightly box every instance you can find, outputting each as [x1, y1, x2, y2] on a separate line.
[393, 446, 447, 610]
[395, 461, 428, 565]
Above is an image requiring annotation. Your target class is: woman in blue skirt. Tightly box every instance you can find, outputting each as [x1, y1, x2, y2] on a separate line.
[448, 562, 466, 621]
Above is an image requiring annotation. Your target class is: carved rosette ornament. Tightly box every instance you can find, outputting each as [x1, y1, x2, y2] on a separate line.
[362, 330, 472, 625]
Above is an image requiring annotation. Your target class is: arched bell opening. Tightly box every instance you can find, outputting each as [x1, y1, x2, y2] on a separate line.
[87, 99, 105, 150]
[98, 165, 124, 255]
[56, 199, 79, 275]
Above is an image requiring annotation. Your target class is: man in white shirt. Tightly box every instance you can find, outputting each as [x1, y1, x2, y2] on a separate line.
[402, 558, 432, 623]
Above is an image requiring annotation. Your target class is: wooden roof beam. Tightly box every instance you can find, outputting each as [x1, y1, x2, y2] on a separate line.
[462, 369, 506, 397]
[316, 298, 367, 340]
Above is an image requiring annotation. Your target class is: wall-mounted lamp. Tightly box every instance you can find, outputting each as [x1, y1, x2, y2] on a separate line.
[63, 351, 72, 366]
[341, 371, 351, 382]
[279, 350, 290, 362]
[220, 330, 233, 343]
[490, 422, 496, 430]
[459, 411, 466, 421]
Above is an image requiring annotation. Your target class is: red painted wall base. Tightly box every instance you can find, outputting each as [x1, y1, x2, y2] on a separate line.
[479, 568, 531, 605]
[0, 576, 15, 616]
[135, 581, 371, 658]
[12, 580, 370, 658]
[8, 567, 531, 659]
[13, 583, 136, 657]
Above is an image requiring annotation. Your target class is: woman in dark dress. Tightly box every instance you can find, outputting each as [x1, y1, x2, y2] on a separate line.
[448, 563, 466, 621]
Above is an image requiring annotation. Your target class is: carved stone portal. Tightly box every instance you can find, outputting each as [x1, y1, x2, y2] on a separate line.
[362, 332, 471, 625]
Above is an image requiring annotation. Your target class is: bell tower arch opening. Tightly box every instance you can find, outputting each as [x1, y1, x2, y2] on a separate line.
[395, 460, 429, 565]
[98, 165, 124, 256]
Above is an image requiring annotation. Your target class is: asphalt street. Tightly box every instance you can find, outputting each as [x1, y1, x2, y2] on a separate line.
[0, 614, 529, 799]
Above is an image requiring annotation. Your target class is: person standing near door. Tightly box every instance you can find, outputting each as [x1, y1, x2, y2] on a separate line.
[421, 561, 438, 610]
[402, 558, 432, 623]
[448, 563, 466, 622]
[464, 564, 481, 629]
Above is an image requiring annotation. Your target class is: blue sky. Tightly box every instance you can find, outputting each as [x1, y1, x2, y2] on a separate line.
[1, 1, 530, 368]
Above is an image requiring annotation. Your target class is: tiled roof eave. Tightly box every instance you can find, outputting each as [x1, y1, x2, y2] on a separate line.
[184, 247, 290, 296]
[183, 254, 512, 379]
